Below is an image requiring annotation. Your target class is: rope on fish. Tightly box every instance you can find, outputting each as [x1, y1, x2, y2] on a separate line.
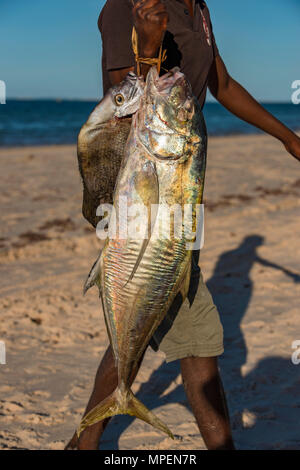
[131, 27, 167, 76]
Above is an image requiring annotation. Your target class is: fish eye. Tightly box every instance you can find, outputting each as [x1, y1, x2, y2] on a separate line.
[115, 94, 125, 106]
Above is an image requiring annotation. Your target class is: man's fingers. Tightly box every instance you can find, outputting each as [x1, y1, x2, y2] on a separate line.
[132, 0, 168, 50]
[133, 0, 157, 13]
[135, 2, 166, 16]
[139, 5, 167, 21]
[146, 11, 168, 27]
[135, 4, 168, 24]
[134, 0, 167, 19]
[133, 0, 161, 10]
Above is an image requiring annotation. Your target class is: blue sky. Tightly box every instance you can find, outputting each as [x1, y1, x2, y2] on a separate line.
[1, 0, 299, 101]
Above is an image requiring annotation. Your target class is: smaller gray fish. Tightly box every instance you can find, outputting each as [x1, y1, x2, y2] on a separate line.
[77, 72, 145, 227]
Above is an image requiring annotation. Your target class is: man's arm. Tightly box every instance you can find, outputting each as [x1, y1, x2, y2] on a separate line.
[208, 56, 300, 161]
[255, 255, 300, 283]
[108, 0, 168, 86]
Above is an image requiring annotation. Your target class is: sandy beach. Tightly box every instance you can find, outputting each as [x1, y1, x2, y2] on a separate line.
[0, 133, 299, 450]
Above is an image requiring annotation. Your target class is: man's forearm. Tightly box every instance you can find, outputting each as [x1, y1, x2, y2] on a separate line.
[208, 56, 300, 160]
[216, 77, 295, 145]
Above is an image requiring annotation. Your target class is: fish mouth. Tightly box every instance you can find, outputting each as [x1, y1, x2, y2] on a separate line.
[127, 71, 145, 91]
[147, 66, 192, 102]
[144, 66, 195, 130]
[124, 72, 146, 102]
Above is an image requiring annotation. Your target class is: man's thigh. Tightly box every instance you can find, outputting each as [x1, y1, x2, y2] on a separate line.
[149, 270, 224, 363]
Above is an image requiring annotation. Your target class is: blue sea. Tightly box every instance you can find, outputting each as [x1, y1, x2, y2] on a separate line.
[0, 100, 299, 147]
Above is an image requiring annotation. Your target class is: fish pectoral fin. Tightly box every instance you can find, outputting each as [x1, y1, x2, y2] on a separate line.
[83, 250, 102, 295]
[124, 161, 159, 286]
[77, 387, 174, 440]
[123, 237, 149, 287]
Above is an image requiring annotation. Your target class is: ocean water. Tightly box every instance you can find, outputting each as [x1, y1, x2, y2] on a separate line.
[0, 100, 299, 147]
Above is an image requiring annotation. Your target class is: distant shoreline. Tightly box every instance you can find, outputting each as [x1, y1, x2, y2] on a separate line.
[1, 130, 299, 151]
[3, 99, 296, 105]
[1, 101, 298, 147]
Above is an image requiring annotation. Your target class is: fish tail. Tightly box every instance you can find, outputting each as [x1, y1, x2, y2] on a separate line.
[126, 389, 174, 439]
[77, 390, 118, 438]
[77, 387, 174, 439]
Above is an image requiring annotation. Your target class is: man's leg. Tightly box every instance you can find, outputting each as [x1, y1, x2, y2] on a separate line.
[65, 345, 144, 450]
[66, 350, 234, 450]
[180, 356, 235, 450]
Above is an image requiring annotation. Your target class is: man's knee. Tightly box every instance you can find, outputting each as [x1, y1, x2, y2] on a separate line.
[180, 355, 219, 381]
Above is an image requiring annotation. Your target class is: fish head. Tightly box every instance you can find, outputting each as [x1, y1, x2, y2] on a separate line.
[111, 72, 145, 118]
[135, 67, 200, 160]
[143, 66, 196, 136]
[86, 72, 145, 126]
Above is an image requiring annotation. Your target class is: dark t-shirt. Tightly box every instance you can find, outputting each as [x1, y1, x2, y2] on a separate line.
[98, 0, 219, 109]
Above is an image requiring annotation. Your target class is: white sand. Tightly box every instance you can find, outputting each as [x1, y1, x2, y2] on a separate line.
[0, 133, 299, 450]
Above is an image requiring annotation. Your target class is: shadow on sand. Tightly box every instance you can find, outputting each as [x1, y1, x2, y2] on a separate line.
[101, 235, 300, 450]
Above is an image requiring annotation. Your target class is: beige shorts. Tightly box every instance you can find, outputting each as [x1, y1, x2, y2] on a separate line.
[149, 252, 224, 363]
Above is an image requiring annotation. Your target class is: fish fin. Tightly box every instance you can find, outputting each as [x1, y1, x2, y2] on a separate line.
[123, 237, 150, 287]
[77, 390, 119, 438]
[77, 387, 174, 440]
[124, 161, 159, 287]
[179, 258, 192, 300]
[126, 389, 174, 439]
[83, 250, 102, 295]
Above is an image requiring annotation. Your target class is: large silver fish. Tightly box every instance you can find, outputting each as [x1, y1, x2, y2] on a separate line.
[78, 67, 207, 438]
[77, 72, 144, 227]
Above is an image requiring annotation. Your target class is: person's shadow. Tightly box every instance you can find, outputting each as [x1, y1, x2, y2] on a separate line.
[101, 235, 300, 449]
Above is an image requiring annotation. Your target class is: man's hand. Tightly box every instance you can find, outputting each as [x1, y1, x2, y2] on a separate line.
[283, 134, 300, 162]
[132, 0, 168, 57]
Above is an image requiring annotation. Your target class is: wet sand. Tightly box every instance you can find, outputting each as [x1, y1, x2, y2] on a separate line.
[0, 133, 300, 450]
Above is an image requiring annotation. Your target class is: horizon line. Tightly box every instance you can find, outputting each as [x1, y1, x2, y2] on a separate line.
[4, 97, 295, 105]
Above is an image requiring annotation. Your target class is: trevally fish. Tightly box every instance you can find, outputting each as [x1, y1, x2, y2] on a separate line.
[77, 72, 145, 227]
[78, 67, 207, 439]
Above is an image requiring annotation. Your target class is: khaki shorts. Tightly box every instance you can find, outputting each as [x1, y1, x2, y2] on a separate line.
[149, 251, 224, 363]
